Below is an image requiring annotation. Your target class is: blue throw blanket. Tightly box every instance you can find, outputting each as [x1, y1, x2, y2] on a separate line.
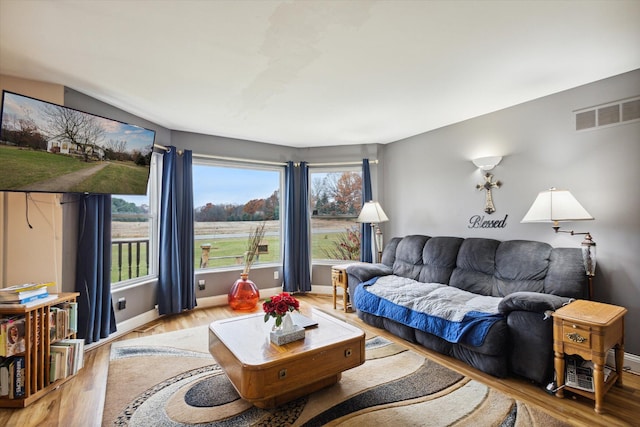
[355, 276, 504, 347]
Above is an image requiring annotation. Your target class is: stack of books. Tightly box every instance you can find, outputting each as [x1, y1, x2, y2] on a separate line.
[0, 282, 55, 305]
[50, 339, 84, 383]
[0, 355, 25, 398]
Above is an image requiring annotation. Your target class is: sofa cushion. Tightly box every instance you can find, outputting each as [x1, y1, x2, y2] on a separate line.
[498, 291, 572, 314]
[392, 235, 430, 279]
[494, 240, 550, 295]
[449, 238, 500, 295]
[450, 239, 556, 297]
[391, 235, 464, 284]
[380, 237, 402, 266]
[418, 236, 464, 284]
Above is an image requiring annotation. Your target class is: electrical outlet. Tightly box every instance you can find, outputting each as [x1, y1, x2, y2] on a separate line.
[198, 279, 205, 290]
[117, 297, 126, 310]
[273, 271, 279, 280]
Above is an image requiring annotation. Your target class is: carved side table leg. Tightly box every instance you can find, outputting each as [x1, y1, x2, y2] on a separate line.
[593, 362, 605, 414]
[554, 349, 565, 398]
[615, 344, 624, 387]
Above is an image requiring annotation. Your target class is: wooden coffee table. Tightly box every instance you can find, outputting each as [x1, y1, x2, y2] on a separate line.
[208, 306, 365, 408]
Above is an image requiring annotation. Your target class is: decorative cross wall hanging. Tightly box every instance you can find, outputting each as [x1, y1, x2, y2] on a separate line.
[476, 173, 502, 214]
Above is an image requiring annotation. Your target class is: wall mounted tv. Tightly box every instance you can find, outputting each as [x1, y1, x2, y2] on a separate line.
[0, 90, 156, 195]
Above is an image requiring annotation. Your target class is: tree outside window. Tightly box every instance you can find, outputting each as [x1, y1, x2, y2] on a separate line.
[310, 169, 362, 261]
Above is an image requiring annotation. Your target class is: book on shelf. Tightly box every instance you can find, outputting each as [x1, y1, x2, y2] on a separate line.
[50, 339, 84, 382]
[58, 339, 84, 373]
[0, 358, 10, 397]
[0, 317, 26, 358]
[0, 356, 25, 398]
[0, 286, 48, 303]
[0, 282, 54, 299]
[50, 301, 78, 340]
[0, 282, 54, 293]
[68, 302, 78, 332]
[0, 294, 58, 308]
[6, 356, 25, 399]
[49, 345, 69, 382]
[0, 291, 50, 305]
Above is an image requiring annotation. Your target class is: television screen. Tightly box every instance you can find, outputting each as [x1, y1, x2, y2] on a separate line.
[0, 90, 156, 195]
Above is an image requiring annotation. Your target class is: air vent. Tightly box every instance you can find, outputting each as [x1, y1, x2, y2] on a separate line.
[575, 96, 640, 131]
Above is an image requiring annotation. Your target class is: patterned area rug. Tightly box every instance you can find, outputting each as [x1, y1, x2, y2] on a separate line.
[103, 325, 569, 426]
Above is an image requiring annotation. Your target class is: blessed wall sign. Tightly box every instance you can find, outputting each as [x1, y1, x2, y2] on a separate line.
[469, 214, 508, 229]
[469, 172, 508, 228]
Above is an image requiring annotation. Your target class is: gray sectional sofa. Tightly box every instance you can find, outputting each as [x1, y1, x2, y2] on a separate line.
[346, 235, 587, 385]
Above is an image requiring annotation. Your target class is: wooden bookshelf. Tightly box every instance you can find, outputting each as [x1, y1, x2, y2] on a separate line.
[0, 292, 79, 408]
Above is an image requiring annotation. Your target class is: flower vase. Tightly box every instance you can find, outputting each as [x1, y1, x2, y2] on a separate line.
[269, 312, 305, 345]
[272, 312, 295, 333]
[228, 273, 260, 311]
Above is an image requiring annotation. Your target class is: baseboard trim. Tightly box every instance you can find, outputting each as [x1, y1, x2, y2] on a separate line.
[195, 287, 285, 308]
[195, 286, 334, 308]
[85, 308, 160, 351]
[608, 349, 640, 374]
[310, 284, 333, 295]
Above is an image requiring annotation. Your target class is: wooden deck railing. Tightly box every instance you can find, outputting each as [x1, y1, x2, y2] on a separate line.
[112, 238, 149, 282]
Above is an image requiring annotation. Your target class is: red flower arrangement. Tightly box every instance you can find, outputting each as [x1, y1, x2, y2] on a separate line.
[263, 292, 300, 327]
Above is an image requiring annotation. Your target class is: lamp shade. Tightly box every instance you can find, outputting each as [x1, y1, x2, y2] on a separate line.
[472, 156, 502, 171]
[357, 201, 389, 223]
[521, 188, 593, 223]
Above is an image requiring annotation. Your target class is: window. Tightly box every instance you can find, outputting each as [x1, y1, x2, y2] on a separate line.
[110, 152, 160, 286]
[193, 162, 282, 270]
[310, 167, 362, 262]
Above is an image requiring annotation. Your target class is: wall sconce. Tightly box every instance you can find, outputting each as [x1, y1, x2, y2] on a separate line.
[472, 156, 503, 171]
[521, 188, 596, 299]
[357, 201, 389, 263]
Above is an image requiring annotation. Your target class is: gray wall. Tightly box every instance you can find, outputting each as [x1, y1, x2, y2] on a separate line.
[382, 69, 640, 355]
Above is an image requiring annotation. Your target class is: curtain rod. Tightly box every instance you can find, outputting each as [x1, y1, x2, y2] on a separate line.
[155, 144, 286, 166]
[155, 144, 377, 168]
[305, 160, 378, 167]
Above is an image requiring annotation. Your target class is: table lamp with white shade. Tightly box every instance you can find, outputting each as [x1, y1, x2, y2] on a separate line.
[357, 201, 389, 263]
[521, 188, 596, 299]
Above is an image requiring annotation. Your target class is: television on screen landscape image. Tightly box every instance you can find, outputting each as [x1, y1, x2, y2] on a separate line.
[0, 91, 156, 195]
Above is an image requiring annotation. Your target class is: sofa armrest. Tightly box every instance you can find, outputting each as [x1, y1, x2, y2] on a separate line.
[346, 263, 392, 284]
[498, 291, 574, 315]
[346, 264, 392, 307]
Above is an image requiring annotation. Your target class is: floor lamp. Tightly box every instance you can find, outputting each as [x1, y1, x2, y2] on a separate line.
[521, 188, 596, 299]
[357, 201, 389, 263]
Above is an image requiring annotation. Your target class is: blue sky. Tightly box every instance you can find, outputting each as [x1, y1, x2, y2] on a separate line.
[192, 165, 280, 207]
[114, 165, 281, 207]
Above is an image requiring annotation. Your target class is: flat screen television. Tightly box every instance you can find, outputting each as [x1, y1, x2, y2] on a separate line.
[0, 90, 156, 195]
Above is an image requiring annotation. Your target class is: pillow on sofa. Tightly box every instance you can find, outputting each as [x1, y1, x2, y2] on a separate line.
[498, 291, 573, 314]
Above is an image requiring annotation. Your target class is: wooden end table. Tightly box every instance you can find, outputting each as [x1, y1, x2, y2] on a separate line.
[552, 299, 627, 414]
[208, 306, 365, 408]
[331, 265, 350, 312]
[332, 263, 365, 312]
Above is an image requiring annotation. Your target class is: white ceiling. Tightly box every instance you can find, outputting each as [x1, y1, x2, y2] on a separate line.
[1, 1, 639, 148]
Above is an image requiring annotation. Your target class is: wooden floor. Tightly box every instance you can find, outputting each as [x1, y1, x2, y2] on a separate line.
[0, 294, 637, 427]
